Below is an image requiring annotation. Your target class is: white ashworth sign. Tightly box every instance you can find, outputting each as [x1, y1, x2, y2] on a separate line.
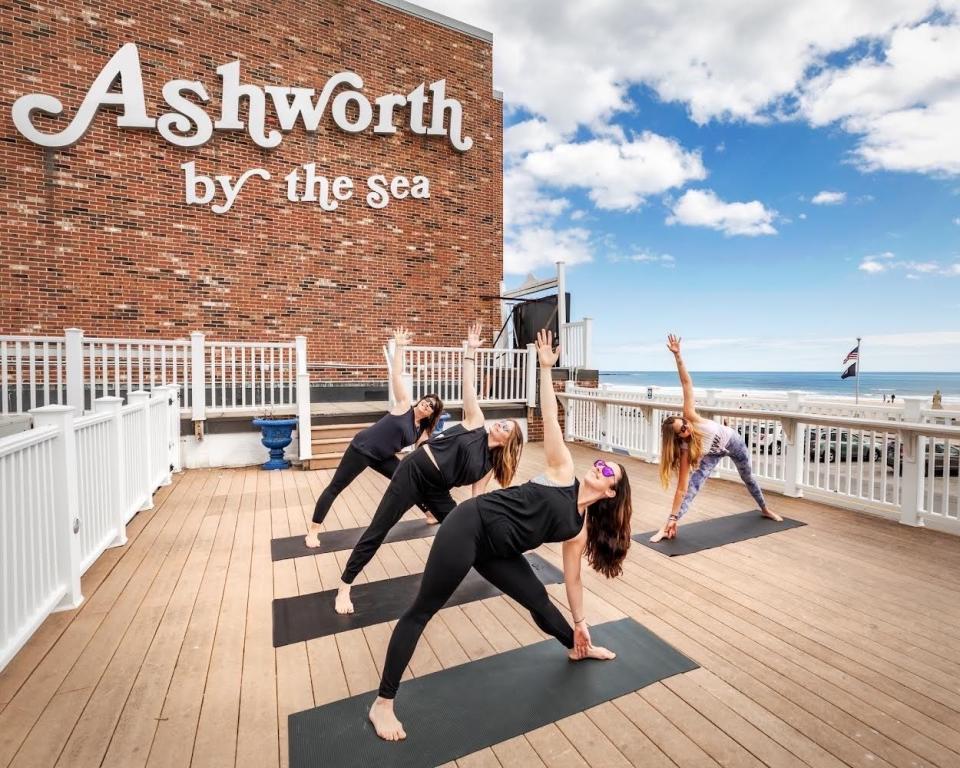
[11, 43, 475, 213]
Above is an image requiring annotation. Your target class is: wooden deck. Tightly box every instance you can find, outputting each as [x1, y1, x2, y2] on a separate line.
[2, 442, 960, 768]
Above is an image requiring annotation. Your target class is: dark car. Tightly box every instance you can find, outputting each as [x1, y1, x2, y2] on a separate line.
[807, 429, 882, 463]
[886, 440, 960, 477]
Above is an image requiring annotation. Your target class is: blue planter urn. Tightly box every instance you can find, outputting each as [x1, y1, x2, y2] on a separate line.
[252, 417, 299, 470]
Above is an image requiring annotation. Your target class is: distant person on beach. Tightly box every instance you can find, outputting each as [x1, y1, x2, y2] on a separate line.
[650, 334, 781, 543]
[933, 390, 943, 409]
[891, 394, 896, 404]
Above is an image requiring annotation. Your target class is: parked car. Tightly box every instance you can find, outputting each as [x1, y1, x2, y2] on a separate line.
[738, 423, 783, 455]
[807, 429, 882, 463]
[886, 441, 960, 477]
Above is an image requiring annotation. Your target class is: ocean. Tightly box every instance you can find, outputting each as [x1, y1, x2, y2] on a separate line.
[599, 371, 960, 399]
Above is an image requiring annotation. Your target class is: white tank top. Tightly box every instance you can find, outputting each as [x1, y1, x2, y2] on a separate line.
[681, 419, 736, 455]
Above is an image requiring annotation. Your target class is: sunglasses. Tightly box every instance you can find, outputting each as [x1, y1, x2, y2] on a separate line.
[593, 459, 616, 478]
[495, 419, 514, 433]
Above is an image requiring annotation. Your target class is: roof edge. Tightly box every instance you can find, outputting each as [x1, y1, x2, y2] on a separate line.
[370, 0, 493, 43]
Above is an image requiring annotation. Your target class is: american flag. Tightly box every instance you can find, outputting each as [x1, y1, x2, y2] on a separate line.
[841, 344, 859, 379]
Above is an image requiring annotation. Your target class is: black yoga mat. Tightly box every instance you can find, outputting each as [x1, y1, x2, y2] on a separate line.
[288, 617, 698, 768]
[273, 552, 564, 647]
[636, 510, 806, 556]
[271, 518, 437, 562]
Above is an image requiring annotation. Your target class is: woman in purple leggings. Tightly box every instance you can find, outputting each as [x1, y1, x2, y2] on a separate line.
[651, 334, 781, 542]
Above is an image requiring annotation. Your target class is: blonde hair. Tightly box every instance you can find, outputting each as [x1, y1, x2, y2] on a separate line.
[658, 416, 706, 487]
[491, 420, 524, 487]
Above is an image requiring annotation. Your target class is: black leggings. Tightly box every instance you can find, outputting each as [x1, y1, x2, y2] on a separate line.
[341, 449, 458, 584]
[311, 445, 399, 525]
[378, 499, 574, 699]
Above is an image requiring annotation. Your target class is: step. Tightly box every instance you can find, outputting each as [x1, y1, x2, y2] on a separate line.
[305, 451, 345, 471]
[311, 436, 353, 452]
[311, 422, 373, 440]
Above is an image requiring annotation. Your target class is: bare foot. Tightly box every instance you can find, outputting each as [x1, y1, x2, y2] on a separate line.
[369, 697, 406, 741]
[303, 524, 322, 549]
[569, 644, 617, 661]
[424, 512, 439, 525]
[761, 508, 783, 522]
[335, 584, 354, 615]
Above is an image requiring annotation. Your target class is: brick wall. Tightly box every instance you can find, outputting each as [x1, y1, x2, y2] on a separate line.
[0, 0, 502, 384]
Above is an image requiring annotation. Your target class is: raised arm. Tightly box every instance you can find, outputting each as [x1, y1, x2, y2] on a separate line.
[460, 322, 485, 429]
[389, 328, 413, 414]
[537, 329, 575, 481]
[668, 334, 697, 420]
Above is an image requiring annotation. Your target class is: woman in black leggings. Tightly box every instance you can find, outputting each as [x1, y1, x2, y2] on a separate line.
[304, 328, 442, 548]
[368, 329, 634, 741]
[335, 322, 526, 614]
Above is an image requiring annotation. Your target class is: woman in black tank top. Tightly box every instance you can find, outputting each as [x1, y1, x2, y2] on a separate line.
[368, 330, 634, 742]
[335, 322, 526, 614]
[303, 328, 442, 548]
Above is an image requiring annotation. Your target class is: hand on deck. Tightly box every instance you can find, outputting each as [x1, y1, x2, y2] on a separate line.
[649, 516, 678, 543]
[536, 329, 560, 367]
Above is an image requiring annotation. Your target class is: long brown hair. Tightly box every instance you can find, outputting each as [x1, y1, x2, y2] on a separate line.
[490, 420, 524, 487]
[416, 393, 443, 436]
[585, 465, 632, 579]
[659, 416, 706, 487]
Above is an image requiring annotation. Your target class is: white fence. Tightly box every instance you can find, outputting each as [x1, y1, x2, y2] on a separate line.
[398, 345, 537, 407]
[559, 319, 592, 369]
[0, 386, 180, 671]
[559, 385, 960, 535]
[1, 329, 305, 419]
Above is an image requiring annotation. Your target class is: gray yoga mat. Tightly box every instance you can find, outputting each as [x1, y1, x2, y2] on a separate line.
[272, 552, 564, 647]
[271, 518, 437, 562]
[288, 617, 698, 768]
[636, 510, 806, 556]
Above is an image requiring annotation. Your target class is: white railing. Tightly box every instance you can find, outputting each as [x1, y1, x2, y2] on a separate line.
[0, 387, 179, 671]
[2, 329, 307, 420]
[559, 388, 960, 535]
[559, 319, 592, 369]
[400, 345, 536, 407]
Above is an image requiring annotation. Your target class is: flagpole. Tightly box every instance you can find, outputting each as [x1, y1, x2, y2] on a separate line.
[856, 336, 861, 405]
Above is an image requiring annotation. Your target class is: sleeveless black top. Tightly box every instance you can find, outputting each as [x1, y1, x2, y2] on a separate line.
[352, 408, 422, 462]
[426, 424, 493, 487]
[477, 478, 584, 557]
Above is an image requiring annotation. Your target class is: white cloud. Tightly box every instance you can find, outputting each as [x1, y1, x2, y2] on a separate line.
[522, 133, 706, 210]
[798, 212, 808, 219]
[504, 169, 569, 229]
[504, 119, 565, 158]
[952, 217, 960, 225]
[610, 251, 675, 266]
[666, 189, 777, 236]
[504, 226, 592, 274]
[858, 253, 960, 276]
[811, 190, 847, 205]
[800, 22, 960, 176]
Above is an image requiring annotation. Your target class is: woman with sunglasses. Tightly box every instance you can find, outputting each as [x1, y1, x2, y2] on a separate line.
[304, 327, 443, 548]
[367, 329, 633, 741]
[335, 322, 525, 614]
[650, 333, 780, 543]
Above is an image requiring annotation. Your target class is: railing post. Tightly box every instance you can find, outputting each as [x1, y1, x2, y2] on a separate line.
[902, 397, 924, 423]
[386, 338, 397, 406]
[30, 404, 83, 610]
[525, 343, 537, 408]
[128, 390, 153, 511]
[641, 405, 657, 462]
[563, 379, 574, 441]
[94, 395, 128, 546]
[899, 428, 924, 527]
[706, 389, 718, 407]
[190, 331, 206, 425]
[781, 417, 804, 498]
[297, 372, 312, 462]
[154, 385, 173, 487]
[787, 390, 802, 413]
[168, 384, 182, 474]
[583, 317, 593, 369]
[65, 327, 84, 414]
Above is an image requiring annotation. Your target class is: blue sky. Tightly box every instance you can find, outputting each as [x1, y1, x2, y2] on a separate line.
[422, 1, 960, 371]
